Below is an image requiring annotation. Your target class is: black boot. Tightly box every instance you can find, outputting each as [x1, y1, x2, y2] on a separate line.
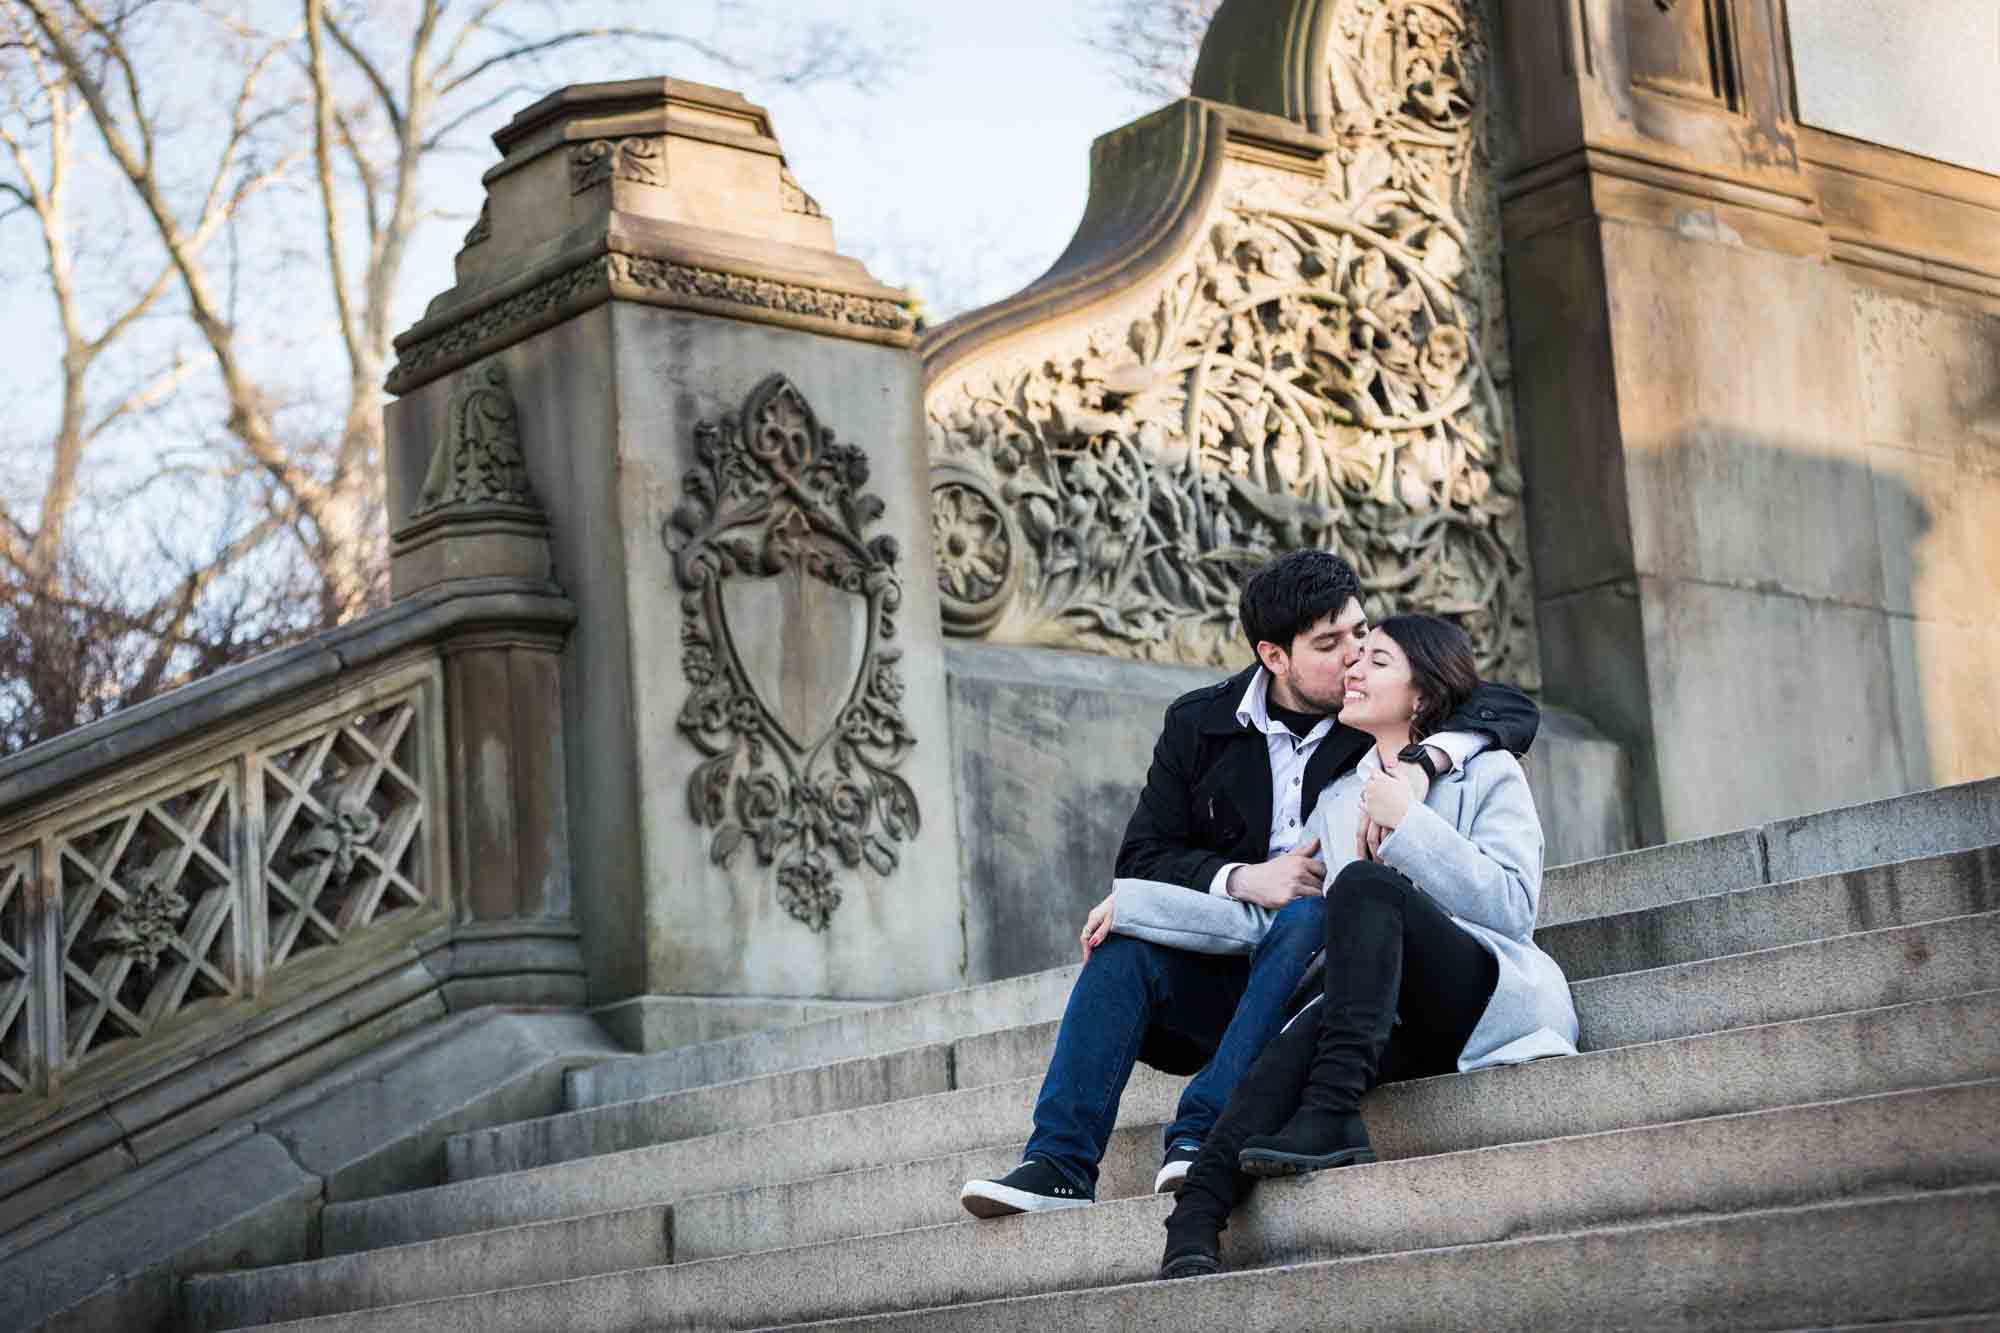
[1159, 1212, 1223, 1279]
[1238, 866, 1406, 1176]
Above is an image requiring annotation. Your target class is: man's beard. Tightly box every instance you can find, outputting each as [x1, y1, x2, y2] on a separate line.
[1290, 677, 1345, 718]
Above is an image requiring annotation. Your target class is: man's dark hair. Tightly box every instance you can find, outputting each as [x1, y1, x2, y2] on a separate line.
[1239, 551, 1363, 653]
[1375, 614, 1478, 741]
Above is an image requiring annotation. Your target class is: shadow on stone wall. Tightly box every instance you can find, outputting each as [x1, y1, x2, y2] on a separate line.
[1536, 427, 1968, 843]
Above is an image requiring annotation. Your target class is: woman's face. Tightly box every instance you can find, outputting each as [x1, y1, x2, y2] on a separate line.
[1338, 628, 1421, 733]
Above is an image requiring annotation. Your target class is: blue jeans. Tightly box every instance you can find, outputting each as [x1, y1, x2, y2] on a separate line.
[1021, 895, 1328, 1193]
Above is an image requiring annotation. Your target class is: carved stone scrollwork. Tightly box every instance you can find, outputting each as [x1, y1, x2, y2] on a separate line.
[92, 847, 189, 972]
[925, 0, 1538, 684]
[569, 136, 666, 193]
[667, 375, 919, 931]
[411, 362, 542, 522]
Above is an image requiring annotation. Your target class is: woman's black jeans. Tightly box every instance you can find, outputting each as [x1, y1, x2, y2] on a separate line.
[1164, 859, 1500, 1247]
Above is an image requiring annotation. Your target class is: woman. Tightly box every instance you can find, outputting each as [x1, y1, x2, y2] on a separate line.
[1155, 614, 1578, 1280]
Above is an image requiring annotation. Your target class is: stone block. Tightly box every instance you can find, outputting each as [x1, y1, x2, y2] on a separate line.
[1519, 708, 1635, 868]
[445, 1041, 953, 1181]
[1887, 615, 2000, 791]
[213, 1083, 2000, 1331]
[1763, 775, 2000, 884]
[1867, 441, 2000, 626]
[567, 965, 1076, 1108]
[1539, 827, 1765, 927]
[262, 1009, 623, 1203]
[1570, 912, 1999, 1050]
[5, 1131, 320, 1333]
[182, 1204, 670, 1333]
[1540, 845, 2000, 980]
[1639, 576, 1908, 840]
[323, 982, 2000, 1259]
[944, 643, 1216, 982]
[802, 1188, 2000, 1333]
[586, 994, 871, 1055]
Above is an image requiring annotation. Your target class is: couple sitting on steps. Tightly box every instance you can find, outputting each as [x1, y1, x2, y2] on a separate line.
[958, 549, 1580, 1279]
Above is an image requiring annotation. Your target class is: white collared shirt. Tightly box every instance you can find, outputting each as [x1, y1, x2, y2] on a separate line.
[1208, 668, 1487, 896]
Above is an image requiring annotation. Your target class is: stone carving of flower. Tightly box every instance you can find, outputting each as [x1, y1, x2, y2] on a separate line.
[683, 644, 716, 686]
[873, 662, 905, 704]
[933, 484, 1008, 602]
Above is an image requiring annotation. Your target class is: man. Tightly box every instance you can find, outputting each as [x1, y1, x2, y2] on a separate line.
[959, 550, 1538, 1215]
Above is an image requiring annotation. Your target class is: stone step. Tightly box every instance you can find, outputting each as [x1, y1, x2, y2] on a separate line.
[766, 1184, 2000, 1333]
[325, 985, 2000, 1255]
[1538, 843, 2000, 981]
[183, 1204, 670, 1332]
[233, 1079, 2000, 1330]
[566, 965, 1078, 1111]
[445, 909, 1999, 1182]
[448, 1041, 955, 1182]
[570, 832, 2000, 1117]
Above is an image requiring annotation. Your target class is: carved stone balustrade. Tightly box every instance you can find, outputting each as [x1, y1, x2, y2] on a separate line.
[0, 577, 577, 1161]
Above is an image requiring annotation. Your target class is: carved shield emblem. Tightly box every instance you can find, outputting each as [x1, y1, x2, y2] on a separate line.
[717, 572, 871, 756]
[667, 375, 919, 932]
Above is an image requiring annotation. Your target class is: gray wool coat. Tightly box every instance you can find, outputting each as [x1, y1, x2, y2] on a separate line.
[1110, 747, 1578, 1072]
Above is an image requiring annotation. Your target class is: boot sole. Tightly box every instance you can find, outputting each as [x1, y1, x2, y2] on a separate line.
[1237, 1145, 1378, 1177]
[1159, 1252, 1222, 1280]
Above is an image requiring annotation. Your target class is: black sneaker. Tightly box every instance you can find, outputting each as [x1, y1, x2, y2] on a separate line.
[1159, 1247, 1221, 1280]
[960, 1158, 1093, 1218]
[1153, 1142, 1201, 1194]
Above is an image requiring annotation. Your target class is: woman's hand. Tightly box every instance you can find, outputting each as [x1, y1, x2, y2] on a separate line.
[1360, 772, 1415, 844]
[1080, 890, 1116, 960]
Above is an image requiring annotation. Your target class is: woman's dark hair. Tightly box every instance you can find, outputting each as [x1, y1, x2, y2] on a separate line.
[1374, 614, 1478, 741]
[1239, 551, 1363, 653]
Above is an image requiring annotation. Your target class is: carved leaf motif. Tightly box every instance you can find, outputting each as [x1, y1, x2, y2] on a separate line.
[667, 376, 921, 932]
[926, 0, 1536, 684]
[410, 362, 541, 522]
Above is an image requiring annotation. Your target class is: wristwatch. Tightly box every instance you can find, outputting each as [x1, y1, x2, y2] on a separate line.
[1397, 742, 1442, 781]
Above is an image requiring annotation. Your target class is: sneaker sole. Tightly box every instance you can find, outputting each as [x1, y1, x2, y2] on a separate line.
[1237, 1145, 1377, 1177]
[1152, 1160, 1193, 1195]
[959, 1181, 1093, 1219]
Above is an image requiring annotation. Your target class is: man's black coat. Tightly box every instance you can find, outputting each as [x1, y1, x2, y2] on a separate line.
[1114, 663, 1540, 893]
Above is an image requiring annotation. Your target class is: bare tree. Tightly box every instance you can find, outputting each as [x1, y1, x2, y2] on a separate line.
[1082, 0, 1222, 105]
[0, 0, 903, 754]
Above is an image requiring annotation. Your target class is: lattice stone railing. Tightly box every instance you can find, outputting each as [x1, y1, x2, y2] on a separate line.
[0, 661, 447, 1104]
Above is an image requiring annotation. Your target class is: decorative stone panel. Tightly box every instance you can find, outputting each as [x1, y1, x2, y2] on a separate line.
[0, 660, 447, 1102]
[260, 691, 435, 971]
[924, 0, 1538, 684]
[56, 772, 239, 1064]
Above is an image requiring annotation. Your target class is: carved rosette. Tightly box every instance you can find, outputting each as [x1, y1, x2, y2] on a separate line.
[410, 362, 541, 522]
[926, 0, 1537, 684]
[569, 136, 666, 193]
[666, 375, 919, 931]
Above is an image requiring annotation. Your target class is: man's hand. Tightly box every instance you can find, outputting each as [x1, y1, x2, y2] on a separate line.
[1356, 761, 1429, 860]
[1080, 890, 1116, 961]
[1226, 837, 1327, 908]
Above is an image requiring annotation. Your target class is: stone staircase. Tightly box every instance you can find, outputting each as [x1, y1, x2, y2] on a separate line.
[177, 780, 2000, 1331]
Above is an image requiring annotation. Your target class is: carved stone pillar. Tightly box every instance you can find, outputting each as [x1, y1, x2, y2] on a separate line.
[387, 361, 581, 1008]
[384, 80, 960, 1039]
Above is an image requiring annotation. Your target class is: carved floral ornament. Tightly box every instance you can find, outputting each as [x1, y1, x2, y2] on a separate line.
[925, 0, 1537, 684]
[93, 846, 190, 972]
[667, 375, 919, 931]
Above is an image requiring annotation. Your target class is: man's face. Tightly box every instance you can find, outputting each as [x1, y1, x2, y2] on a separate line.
[1262, 597, 1369, 715]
